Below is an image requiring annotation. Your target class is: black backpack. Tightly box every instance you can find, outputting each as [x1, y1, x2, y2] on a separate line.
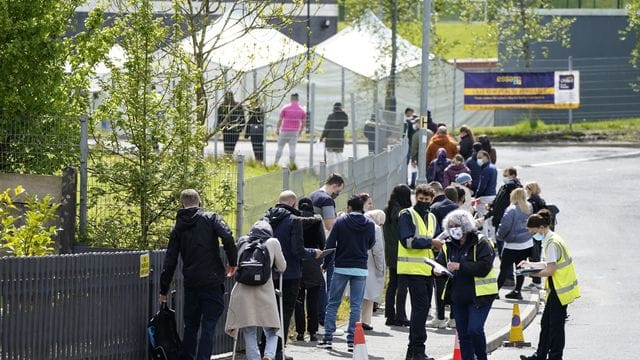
[148, 302, 183, 360]
[235, 238, 272, 286]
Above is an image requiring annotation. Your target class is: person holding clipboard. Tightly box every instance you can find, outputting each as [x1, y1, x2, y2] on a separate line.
[433, 209, 498, 360]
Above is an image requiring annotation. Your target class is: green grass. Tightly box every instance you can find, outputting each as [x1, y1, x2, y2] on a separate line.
[435, 22, 497, 60]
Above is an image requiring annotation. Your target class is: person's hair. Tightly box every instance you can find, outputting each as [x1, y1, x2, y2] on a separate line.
[503, 166, 517, 177]
[443, 209, 476, 234]
[365, 209, 386, 226]
[404, 107, 414, 115]
[347, 195, 365, 213]
[415, 184, 435, 198]
[358, 192, 371, 204]
[333, 102, 343, 111]
[477, 150, 490, 161]
[525, 181, 541, 196]
[180, 189, 201, 208]
[510, 188, 531, 214]
[453, 154, 464, 164]
[298, 197, 313, 213]
[455, 185, 466, 204]
[428, 181, 443, 194]
[444, 186, 459, 203]
[279, 190, 297, 205]
[527, 209, 552, 228]
[385, 184, 412, 219]
[437, 126, 447, 135]
[223, 91, 236, 105]
[478, 134, 492, 152]
[291, 93, 299, 100]
[325, 173, 345, 186]
[459, 125, 475, 142]
[472, 142, 483, 153]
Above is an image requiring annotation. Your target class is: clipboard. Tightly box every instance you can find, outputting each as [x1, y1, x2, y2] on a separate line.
[516, 268, 542, 276]
[317, 248, 336, 259]
[425, 258, 454, 278]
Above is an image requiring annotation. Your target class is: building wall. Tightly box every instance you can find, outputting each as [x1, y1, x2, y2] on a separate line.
[495, 10, 640, 125]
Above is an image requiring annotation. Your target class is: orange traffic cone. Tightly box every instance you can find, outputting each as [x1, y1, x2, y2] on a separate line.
[503, 303, 532, 347]
[452, 334, 462, 360]
[352, 322, 369, 360]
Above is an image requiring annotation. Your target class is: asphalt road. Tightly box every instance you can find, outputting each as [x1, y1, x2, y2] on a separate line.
[488, 145, 640, 359]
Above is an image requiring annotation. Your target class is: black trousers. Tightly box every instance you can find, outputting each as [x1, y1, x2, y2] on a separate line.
[385, 267, 409, 321]
[435, 276, 454, 320]
[294, 285, 320, 335]
[250, 136, 264, 162]
[400, 274, 433, 355]
[222, 129, 240, 154]
[498, 247, 531, 292]
[261, 277, 299, 357]
[530, 241, 543, 284]
[536, 288, 568, 360]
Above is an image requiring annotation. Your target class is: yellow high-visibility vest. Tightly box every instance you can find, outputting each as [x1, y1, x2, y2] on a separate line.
[545, 234, 580, 306]
[440, 236, 498, 300]
[397, 208, 436, 276]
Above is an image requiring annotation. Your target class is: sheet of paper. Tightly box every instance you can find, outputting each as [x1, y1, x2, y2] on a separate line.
[425, 258, 454, 278]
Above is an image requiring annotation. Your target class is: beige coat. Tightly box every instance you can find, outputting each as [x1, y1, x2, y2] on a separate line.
[225, 237, 287, 338]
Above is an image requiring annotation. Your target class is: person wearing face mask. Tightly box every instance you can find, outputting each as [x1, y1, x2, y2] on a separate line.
[474, 150, 497, 244]
[396, 184, 444, 360]
[433, 210, 498, 360]
[519, 210, 580, 360]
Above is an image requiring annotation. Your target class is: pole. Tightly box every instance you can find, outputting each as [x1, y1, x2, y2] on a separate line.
[417, 131, 427, 185]
[341, 67, 346, 105]
[79, 115, 88, 237]
[420, 0, 432, 117]
[309, 83, 316, 169]
[568, 56, 573, 130]
[348, 157, 355, 196]
[451, 59, 457, 131]
[235, 155, 245, 237]
[306, 0, 311, 117]
[350, 93, 357, 159]
[385, 0, 398, 112]
[374, 108, 381, 154]
[282, 166, 290, 191]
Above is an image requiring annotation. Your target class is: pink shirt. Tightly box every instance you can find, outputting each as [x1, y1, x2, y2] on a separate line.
[279, 102, 306, 132]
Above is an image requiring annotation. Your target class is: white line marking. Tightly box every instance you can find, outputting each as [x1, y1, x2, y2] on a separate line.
[515, 150, 640, 169]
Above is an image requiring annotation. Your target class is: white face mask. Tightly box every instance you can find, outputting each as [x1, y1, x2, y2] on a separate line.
[532, 232, 545, 241]
[449, 227, 464, 240]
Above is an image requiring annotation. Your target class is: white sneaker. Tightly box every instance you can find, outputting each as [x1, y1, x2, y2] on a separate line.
[316, 326, 345, 336]
[426, 318, 447, 329]
[447, 318, 456, 328]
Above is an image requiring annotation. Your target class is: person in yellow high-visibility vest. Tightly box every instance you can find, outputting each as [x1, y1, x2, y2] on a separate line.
[433, 209, 498, 360]
[396, 184, 444, 360]
[519, 209, 580, 360]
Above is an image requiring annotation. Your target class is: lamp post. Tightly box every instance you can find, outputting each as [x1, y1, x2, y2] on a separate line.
[385, 0, 398, 113]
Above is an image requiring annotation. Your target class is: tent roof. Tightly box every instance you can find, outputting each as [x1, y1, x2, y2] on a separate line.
[180, 10, 307, 72]
[314, 10, 432, 80]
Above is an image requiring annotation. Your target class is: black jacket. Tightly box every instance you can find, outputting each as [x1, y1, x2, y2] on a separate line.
[160, 208, 237, 295]
[459, 135, 474, 160]
[321, 110, 349, 152]
[383, 204, 403, 267]
[264, 204, 315, 280]
[244, 106, 264, 139]
[430, 195, 459, 236]
[299, 209, 326, 288]
[218, 103, 245, 132]
[527, 194, 546, 214]
[436, 232, 495, 308]
[487, 180, 522, 228]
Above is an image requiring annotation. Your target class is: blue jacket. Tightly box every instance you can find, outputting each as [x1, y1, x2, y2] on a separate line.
[496, 205, 532, 244]
[324, 212, 375, 270]
[465, 152, 481, 192]
[476, 162, 497, 197]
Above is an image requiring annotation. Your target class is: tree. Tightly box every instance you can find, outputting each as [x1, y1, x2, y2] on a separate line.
[0, 0, 86, 174]
[89, 0, 209, 249]
[624, 0, 640, 88]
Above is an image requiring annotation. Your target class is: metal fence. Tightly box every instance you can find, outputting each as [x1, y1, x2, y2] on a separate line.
[0, 251, 235, 360]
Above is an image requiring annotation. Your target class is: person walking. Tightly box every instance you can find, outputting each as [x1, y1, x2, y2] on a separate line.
[294, 198, 326, 342]
[264, 191, 321, 360]
[519, 210, 580, 360]
[160, 189, 238, 360]
[397, 184, 444, 360]
[245, 99, 265, 162]
[274, 93, 306, 166]
[525, 181, 547, 289]
[433, 210, 498, 360]
[427, 126, 458, 163]
[383, 184, 412, 327]
[317, 195, 376, 352]
[320, 102, 349, 165]
[443, 154, 470, 188]
[361, 209, 386, 331]
[457, 125, 475, 160]
[427, 148, 451, 185]
[225, 220, 287, 360]
[218, 92, 245, 155]
[496, 188, 533, 300]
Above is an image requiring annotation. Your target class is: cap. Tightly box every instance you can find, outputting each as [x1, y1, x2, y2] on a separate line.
[455, 173, 472, 185]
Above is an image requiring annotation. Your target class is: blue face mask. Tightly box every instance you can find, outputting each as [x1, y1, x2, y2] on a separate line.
[532, 232, 545, 241]
[476, 158, 484, 167]
[503, 177, 512, 184]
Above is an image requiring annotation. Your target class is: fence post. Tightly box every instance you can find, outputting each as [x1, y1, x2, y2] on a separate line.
[282, 166, 290, 191]
[79, 115, 88, 238]
[417, 132, 428, 185]
[374, 108, 381, 154]
[60, 167, 77, 253]
[319, 161, 326, 187]
[235, 155, 245, 237]
[348, 157, 355, 196]
[350, 93, 357, 159]
[568, 56, 573, 130]
[451, 58, 457, 130]
[309, 83, 316, 169]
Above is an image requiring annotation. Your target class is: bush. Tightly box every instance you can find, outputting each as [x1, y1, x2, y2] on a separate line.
[0, 186, 60, 256]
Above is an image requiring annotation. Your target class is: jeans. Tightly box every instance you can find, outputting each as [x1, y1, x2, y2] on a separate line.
[243, 327, 278, 360]
[536, 288, 567, 360]
[295, 286, 320, 335]
[274, 131, 299, 165]
[385, 267, 409, 322]
[401, 275, 433, 355]
[498, 247, 532, 292]
[452, 302, 492, 360]
[323, 272, 367, 342]
[182, 285, 225, 360]
[318, 264, 335, 325]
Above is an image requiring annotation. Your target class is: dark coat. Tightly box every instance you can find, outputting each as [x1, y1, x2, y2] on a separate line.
[527, 194, 547, 214]
[465, 152, 481, 193]
[321, 110, 349, 152]
[427, 148, 451, 184]
[383, 204, 403, 267]
[218, 103, 245, 132]
[459, 135, 474, 160]
[435, 232, 495, 308]
[486, 180, 522, 228]
[430, 194, 459, 236]
[160, 208, 237, 295]
[244, 106, 264, 139]
[443, 162, 470, 188]
[476, 162, 497, 198]
[323, 213, 375, 270]
[299, 210, 326, 288]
